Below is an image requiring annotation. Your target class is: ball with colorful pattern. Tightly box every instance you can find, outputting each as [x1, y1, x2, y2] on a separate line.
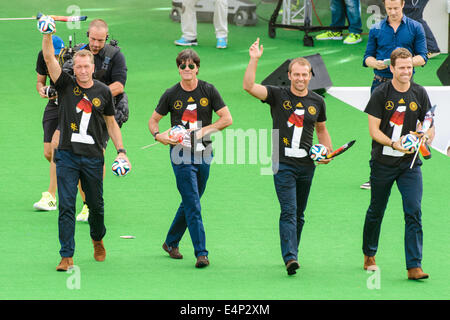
[309, 144, 328, 161]
[401, 134, 420, 152]
[112, 158, 130, 177]
[37, 15, 56, 34]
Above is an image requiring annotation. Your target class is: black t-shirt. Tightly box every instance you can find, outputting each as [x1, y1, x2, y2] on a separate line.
[263, 86, 327, 167]
[54, 71, 115, 158]
[155, 80, 226, 151]
[364, 81, 431, 166]
[36, 50, 58, 118]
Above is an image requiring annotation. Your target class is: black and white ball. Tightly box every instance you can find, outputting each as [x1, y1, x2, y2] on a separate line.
[112, 159, 130, 177]
[309, 144, 328, 161]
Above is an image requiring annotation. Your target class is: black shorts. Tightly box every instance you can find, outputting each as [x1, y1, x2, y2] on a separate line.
[42, 103, 58, 143]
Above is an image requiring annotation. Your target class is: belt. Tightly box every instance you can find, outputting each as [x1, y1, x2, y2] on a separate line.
[374, 74, 391, 82]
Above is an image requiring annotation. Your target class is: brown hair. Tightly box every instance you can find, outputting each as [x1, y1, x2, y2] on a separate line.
[390, 47, 412, 67]
[73, 49, 95, 65]
[288, 57, 312, 73]
[176, 49, 200, 69]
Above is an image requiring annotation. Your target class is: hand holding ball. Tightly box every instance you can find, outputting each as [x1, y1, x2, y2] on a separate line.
[112, 158, 130, 177]
[309, 144, 328, 161]
[401, 134, 420, 152]
[169, 125, 191, 147]
[37, 15, 56, 34]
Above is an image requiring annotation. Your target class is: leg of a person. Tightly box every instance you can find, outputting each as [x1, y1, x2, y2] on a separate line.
[55, 150, 81, 258]
[274, 163, 298, 264]
[295, 165, 315, 248]
[213, 0, 228, 39]
[170, 159, 208, 257]
[418, 19, 440, 53]
[79, 155, 105, 242]
[362, 160, 397, 257]
[396, 165, 423, 269]
[48, 129, 59, 198]
[344, 0, 362, 34]
[181, 0, 199, 40]
[330, 0, 346, 30]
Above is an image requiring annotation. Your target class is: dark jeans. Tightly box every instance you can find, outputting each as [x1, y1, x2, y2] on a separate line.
[330, 0, 362, 34]
[273, 162, 315, 264]
[363, 160, 424, 269]
[404, 0, 440, 53]
[165, 148, 212, 258]
[54, 149, 105, 258]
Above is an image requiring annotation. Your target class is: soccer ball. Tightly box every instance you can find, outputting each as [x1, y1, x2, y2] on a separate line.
[309, 144, 328, 161]
[37, 16, 56, 34]
[112, 158, 130, 177]
[169, 125, 191, 147]
[401, 134, 420, 152]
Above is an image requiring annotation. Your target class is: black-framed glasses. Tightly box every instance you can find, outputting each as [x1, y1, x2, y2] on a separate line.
[179, 63, 196, 70]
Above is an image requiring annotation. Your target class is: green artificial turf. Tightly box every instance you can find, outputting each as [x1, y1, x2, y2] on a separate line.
[0, 0, 448, 300]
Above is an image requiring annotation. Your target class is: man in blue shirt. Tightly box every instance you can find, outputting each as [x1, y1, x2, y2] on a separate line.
[363, 0, 427, 94]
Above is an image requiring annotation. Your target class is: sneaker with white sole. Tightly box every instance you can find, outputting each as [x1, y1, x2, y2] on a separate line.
[33, 192, 57, 211]
[315, 31, 343, 40]
[76, 204, 89, 222]
[360, 181, 371, 190]
[343, 33, 362, 44]
[174, 37, 198, 46]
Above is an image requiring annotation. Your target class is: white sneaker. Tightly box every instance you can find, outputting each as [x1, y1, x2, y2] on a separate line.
[76, 204, 89, 222]
[33, 192, 57, 211]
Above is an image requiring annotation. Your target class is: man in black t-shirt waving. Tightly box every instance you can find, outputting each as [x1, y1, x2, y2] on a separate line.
[38, 16, 131, 271]
[148, 49, 232, 269]
[362, 48, 434, 280]
[243, 38, 333, 276]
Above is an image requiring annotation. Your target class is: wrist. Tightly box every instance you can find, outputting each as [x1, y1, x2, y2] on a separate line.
[153, 131, 160, 141]
[117, 148, 127, 155]
[390, 141, 395, 150]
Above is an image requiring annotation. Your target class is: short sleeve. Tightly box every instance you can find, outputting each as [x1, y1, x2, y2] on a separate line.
[155, 89, 170, 116]
[36, 51, 47, 76]
[364, 88, 385, 119]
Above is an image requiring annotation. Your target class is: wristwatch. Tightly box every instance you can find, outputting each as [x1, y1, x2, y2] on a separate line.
[117, 148, 127, 155]
[153, 131, 160, 140]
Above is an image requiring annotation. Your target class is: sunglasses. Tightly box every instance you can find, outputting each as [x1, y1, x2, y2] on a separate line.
[179, 63, 196, 70]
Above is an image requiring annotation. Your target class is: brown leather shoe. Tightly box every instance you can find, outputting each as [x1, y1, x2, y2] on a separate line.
[56, 257, 74, 271]
[408, 267, 429, 280]
[286, 259, 300, 275]
[162, 242, 183, 259]
[364, 255, 378, 271]
[92, 239, 106, 261]
[195, 255, 209, 268]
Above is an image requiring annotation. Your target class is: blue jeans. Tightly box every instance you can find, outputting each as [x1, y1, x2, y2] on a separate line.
[54, 149, 105, 258]
[363, 160, 424, 269]
[165, 148, 212, 258]
[330, 0, 362, 35]
[273, 162, 315, 264]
